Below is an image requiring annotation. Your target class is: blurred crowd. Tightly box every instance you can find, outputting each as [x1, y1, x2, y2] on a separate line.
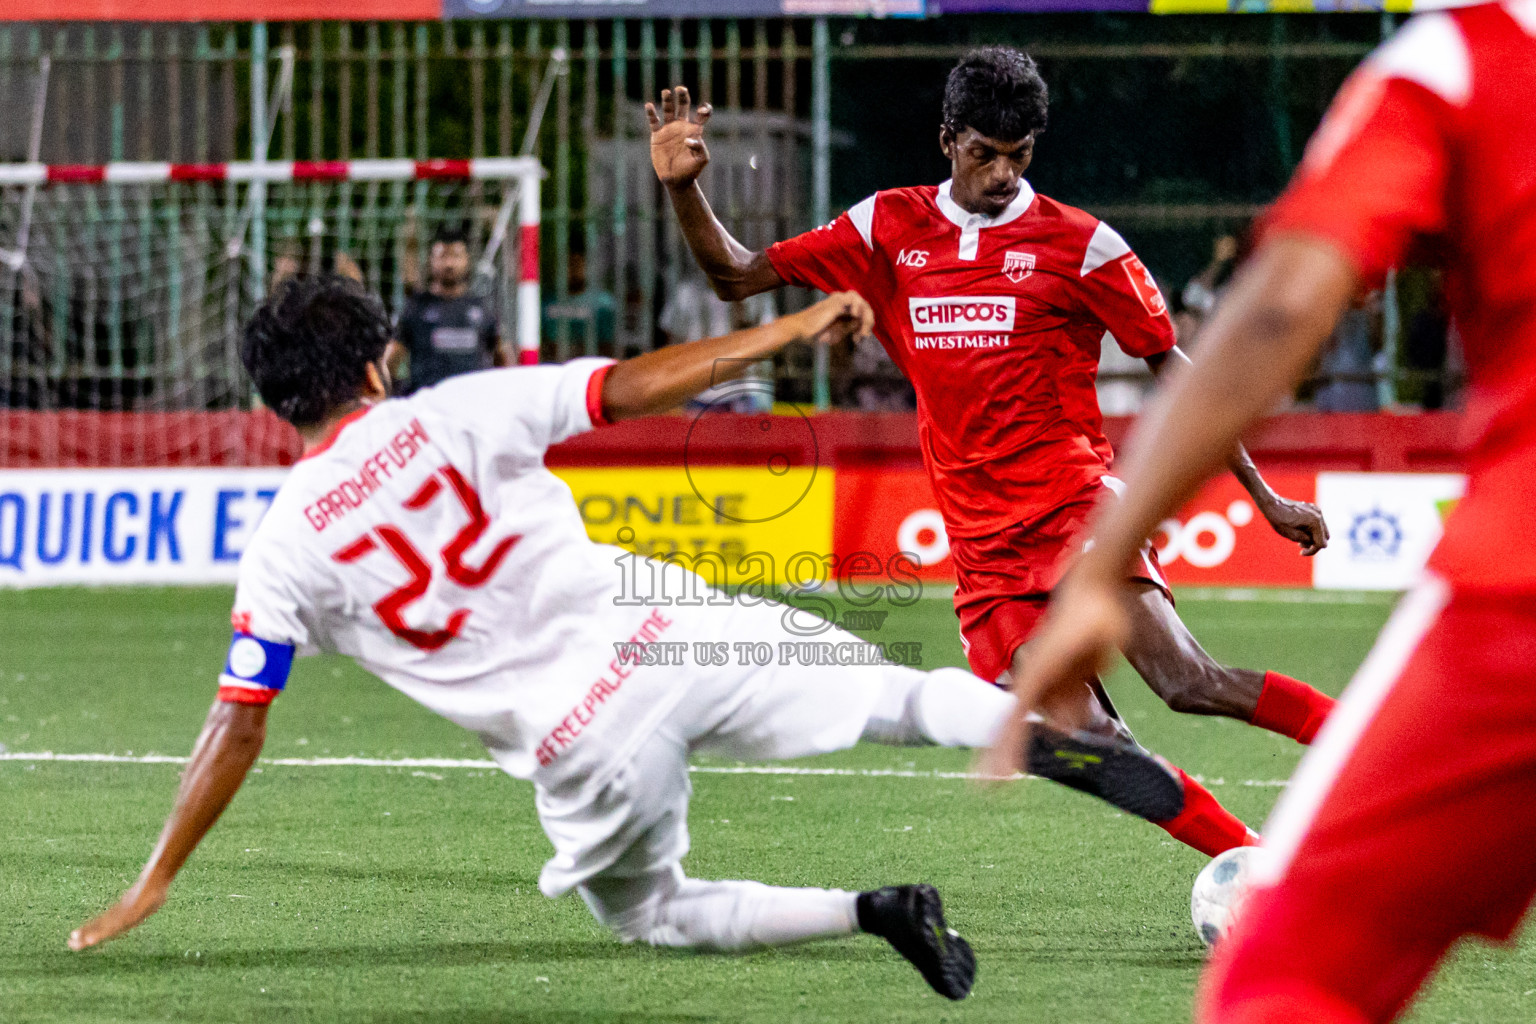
[1096, 229, 1461, 418]
[249, 223, 1476, 416]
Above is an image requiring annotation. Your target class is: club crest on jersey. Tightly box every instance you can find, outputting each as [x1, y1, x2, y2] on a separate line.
[1002, 250, 1036, 283]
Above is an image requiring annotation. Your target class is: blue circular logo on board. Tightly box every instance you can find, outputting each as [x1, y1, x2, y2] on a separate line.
[1348, 508, 1403, 561]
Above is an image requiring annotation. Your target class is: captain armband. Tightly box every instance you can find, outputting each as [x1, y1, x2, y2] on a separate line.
[216, 632, 296, 706]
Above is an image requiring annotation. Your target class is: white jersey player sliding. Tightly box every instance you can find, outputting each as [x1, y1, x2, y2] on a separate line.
[67, 275, 1182, 999]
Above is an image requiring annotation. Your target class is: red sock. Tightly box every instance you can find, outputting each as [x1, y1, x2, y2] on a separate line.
[1157, 768, 1260, 857]
[1250, 671, 1335, 745]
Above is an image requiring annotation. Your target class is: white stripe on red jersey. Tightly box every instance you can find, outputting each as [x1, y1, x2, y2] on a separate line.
[768, 178, 1174, 538]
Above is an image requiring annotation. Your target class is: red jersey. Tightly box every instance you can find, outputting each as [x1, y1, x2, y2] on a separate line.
[1265, 0, 1536, 590]
[767, 180, 1175, 538]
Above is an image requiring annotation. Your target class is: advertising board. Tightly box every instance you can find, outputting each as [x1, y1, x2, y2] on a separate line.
[1311, 471, 1465, 591]
[1152, 473, 1317, 588]
[831, 467, 1321, 588]
[0, 469, 288, 587]
[554, 465, 836, 586]
[0, 465, 1466, 591]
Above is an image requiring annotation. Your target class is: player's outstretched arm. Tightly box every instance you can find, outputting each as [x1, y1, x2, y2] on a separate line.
[1144, 346, 1329, 555]
[68, 700, 269, 951]
[646, 86, 785, 301]
[979, 235, 1356, 780]
[601, 291, 873, 421]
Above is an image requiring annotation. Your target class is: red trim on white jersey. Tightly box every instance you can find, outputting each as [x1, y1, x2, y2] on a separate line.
[585, 363, 614, 428]
[299, 406, 375, 462]
[217, 684, 279, 706]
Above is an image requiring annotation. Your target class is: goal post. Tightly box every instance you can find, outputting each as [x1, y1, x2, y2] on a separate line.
[518, 169, 542, 367]
[0, 156, 542, 187]
[0, 157, 546, 424]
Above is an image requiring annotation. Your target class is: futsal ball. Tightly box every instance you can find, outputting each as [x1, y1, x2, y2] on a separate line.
[1190, 846, 1269, 949]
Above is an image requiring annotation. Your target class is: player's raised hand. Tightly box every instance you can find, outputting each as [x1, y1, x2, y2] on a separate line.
[792, 292, 876, 346]
[68, 877, 169, 951]
[646, 86, 712, 189]
[1259, 495, 1329, 556]
[974, 568, 1128, 782]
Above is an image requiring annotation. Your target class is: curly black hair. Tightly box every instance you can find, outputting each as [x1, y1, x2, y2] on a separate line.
[432, 222, 470, 246]
[942, 47, 1049, 143]
[241, 274, 391, 428]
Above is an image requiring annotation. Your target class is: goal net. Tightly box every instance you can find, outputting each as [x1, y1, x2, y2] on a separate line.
[0, 159, 541, 466]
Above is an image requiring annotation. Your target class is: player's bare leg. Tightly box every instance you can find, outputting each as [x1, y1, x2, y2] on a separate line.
[1122, 583, 1262, 719]
[1121, 583, 1334, 745]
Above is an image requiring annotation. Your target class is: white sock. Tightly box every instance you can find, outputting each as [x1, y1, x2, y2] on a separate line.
[582, 867, 859, 952]
[862, 666, 1017, 748]
[652, 878, 859, 951]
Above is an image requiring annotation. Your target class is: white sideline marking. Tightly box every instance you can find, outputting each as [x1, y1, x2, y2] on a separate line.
[0, 750, 1289, 787]
[1175, 588, 1397, 605]
[906, 585, 1393, 604]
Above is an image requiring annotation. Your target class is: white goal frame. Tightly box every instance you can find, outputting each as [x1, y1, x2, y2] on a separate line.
[0, 157, 546, 365]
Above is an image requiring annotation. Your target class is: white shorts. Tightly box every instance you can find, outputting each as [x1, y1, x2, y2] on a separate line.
[533, 594, 923, 897]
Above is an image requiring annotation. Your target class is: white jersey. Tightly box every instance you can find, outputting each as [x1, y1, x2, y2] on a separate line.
[219, 358, 698, 790]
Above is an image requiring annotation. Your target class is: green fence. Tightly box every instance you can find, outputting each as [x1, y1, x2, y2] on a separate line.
[1, 16, 1404, 414]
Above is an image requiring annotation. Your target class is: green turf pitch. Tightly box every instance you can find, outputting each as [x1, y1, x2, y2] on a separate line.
[1, 587, 1531, 1024]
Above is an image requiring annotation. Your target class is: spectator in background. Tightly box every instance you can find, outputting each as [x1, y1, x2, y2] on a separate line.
[542, 252, 617, 354]
[1313, 294, 1382, 412]
[1175, 233, 1241, 348]
[1086, 233, 1246, 417]
[387, 224, 510, 394]
[846, 335, 916, 412]
[1401, 270, 1456, 410]
[659, 273, 775, 413]
[271, 245, 363, 291]
[1095, 334, 1152, 416]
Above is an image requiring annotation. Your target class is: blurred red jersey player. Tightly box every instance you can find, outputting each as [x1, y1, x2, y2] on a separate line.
[649, 47, 1338, 857]
[987, 4, 1536, 1022]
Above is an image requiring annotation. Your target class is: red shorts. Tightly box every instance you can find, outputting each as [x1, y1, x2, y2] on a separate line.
[950, 498, 1171, 683]
[1199, 581, 1536, 1024]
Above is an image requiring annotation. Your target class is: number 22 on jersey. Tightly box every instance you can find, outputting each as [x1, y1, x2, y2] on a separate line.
[331, 466, 519, 650]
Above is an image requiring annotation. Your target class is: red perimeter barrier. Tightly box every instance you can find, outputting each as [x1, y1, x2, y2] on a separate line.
[1, 410, 303, 469]
[548, 410, 1470, 473]
[0, 409, 1468, 472]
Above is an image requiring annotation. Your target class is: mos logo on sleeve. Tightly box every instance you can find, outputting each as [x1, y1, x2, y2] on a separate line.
[1120, 253, 1167, 316]
[1002, 250, 1035, 283]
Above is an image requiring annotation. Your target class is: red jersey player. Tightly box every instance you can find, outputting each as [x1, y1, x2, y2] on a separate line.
[648, 47, 1335, 858]
[987, 4, 1536, 1021]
